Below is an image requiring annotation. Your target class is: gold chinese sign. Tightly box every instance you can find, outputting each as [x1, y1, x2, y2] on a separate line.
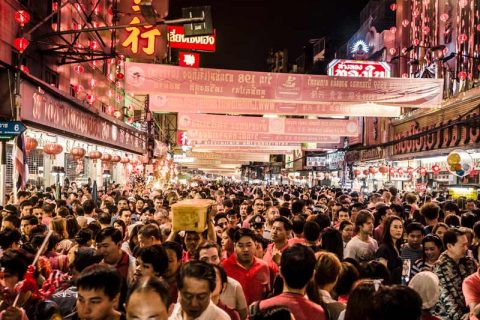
[117, 0, 168, 60]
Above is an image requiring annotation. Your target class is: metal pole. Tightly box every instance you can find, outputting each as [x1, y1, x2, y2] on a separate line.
[0, 141, 6, 206]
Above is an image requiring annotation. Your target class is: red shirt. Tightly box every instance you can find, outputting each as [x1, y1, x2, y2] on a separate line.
[222, 254, 273, 305]
[259, 292, 326, 320]
[463, 270, 480, 320]
[263, 242, 290, 265]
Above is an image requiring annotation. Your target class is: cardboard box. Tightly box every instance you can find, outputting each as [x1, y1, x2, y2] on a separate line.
[171, 199, 215, 232]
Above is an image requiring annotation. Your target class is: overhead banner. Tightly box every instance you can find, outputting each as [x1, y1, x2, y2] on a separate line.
[126, 62, 443, 115]
[187, 130, 341, 144]
[192, 147, 295, 154]
[187, 152, 270, 162]
[178, 113, 359, 136]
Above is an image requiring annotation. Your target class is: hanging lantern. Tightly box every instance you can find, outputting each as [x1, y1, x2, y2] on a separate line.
[432, 164, 441, 174]
[88, 78, 96, 88]
[13, 37, 30, 53]
[86, 94, 96, 104]
[419, 167, 427, 176]
[459, 0, 468, 8]
[101, 153, 112, 162]
[423, 26, 430, 34]
[389, 26, 397, 34]
[111, 155, 121, 163]
[52, 2, 58, 11]
[363, 169, 369, 176]
[412, 9, 420, 17]
[120, 157, 130, 164]
[389, 3, 397, 11]
[89, 40, 99, 50]
[73, 84, 84, 94]
[14, 10, 31, 27]
[20, 65, 30, 73]
[353, 169, 361, 176]
[389, 48, 396, 55]
[477, 24, 480, 32]
[407, 167, 415, 175]
[25, 137, 38, 155]
[458, 34, 468, 43]
[402, 19, 410, 28]
[73, 64, 84, 74]
[402, 73, 409, 78]
[389, 167, 396, 175]
[397, 168, 404, 175]
[379, 166, 389, 174]
[70, 147, 86, 160]
[88, 150, 102, 163]
[113, 110, 123, 118]
[440, 13, 449, 22]
[369, 167, 377, 174]
[43, 143, 63, 159]
[458, 71, 467, 80]
[412, 39, 420, 46]
[106, 105, 115, 114]
[116, 72, 124, 80]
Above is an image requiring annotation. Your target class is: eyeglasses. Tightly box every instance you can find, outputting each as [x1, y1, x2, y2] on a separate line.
[255, 203, 265, 207]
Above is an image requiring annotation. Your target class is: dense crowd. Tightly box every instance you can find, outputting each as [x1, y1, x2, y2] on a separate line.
[0, 182, 479, 320]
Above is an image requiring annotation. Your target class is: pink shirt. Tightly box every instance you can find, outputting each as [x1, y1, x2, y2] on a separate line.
[463, 270, 480, 320]
[259, 292, 326, 320]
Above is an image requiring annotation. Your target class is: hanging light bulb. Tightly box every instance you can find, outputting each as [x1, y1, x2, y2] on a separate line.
[20, 65, 30, 73]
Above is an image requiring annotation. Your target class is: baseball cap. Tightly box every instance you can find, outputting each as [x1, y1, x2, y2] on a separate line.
[250, 214, 265, 228]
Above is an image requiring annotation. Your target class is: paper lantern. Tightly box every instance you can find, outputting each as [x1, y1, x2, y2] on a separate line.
[86, 94, 96, 104]
[43, 143, 63, 159]
[458, 34, 468, 43]
[88, 150, 102, 163]
[389, 48, 396, 55]
[431, 164, 441, 174]
[412, 39, 420, 46]
[111, 155, 121, 163]
[423, 26, 430, 34]
[363, 169, 369, 176]
[20, 65, 30, 73]
[353, 169, 361, 176]
[390, 3, 397, 11]
[14, 10, 30, 27]
[379, 166, 389, 174]
[101, 153, 112, 162]
[116, 72, 124, 80]
[402, 19, 410, 28]
[25, 137, 38, 154]
[120, 157, 130, 164]
[389, 26, 397, 34]
[70, 147, 86, 160]
[73, 64, 84, 74]
[369, 167, 377, 174]
[458, 71, 467, 80]
[13, 37, 30, 53]
[389, 167, 396, 175]
[440, 13, 449, 22]
[89, 40, 99, 50]
[397, 168, 404, 175]
[418, 167, 427, 176]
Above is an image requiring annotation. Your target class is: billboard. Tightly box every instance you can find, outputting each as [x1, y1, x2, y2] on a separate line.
[168, 26, 216, 52]
[328, 59, 391, 78]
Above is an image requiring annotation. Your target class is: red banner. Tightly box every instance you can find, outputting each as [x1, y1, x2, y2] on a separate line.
[168, 26, 216, 51]
[126, 63, 443, 115]
[179, 52, 200, 68]
[178, 113, 359, 136]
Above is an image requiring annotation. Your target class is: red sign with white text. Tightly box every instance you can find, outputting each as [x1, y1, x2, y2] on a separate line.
[177, 131, 190, 146]
[328, 59, 391, 78]
[179, 52, 200, 68]
[168, 26, 216, 52]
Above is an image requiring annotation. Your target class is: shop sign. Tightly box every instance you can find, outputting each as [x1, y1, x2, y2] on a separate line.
[177, 131, 190, 146]
[126, 62, 443, 112]
[392, 110, 480, 155]
[448, 187, 479, 200]
[327, 151, 345, 170]
[360, 148, 384, 161]
[415, 183, 427, 193]
[21, 83, 145, 153]
[345, 150, 361, 163]
[306, 156, 326, 167]
[328, 59, 391, 78]
[168, 26, 216, 51]
[117, 0, 168, 59]
[178, 113, 358, 136]
[179, 52, 200, 68]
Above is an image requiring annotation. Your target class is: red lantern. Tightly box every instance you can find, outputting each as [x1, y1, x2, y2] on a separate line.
[73, 64, 84, 74]
[379, 166, 389, 174]
[89, 40, 99, 50]
[389, 48, 396, 55]
[353, 169, 361, 176]
[88, 150, 102, 163]
[25, 137, 38, 155]
[20, 65, 30, 73]
[458, 34, 468, 43]
[389, 167, 396, 175]
[43, 143, 63, 159]
[412, 38, 420, 46]
[390, 3, 397, 11]
[402, 19, 410, 28]
[458, 71, 467, 80]
[477, 24, 480, 32]
[14, 10, 30, 27]
[111, 155, 121, 163]
[389, 26, 397, 34]
[397, 168, 404, 175]
[432, 164, 441, 174]
[419, 167, 427, 176]
[13, 37, 30, 53]
[70, 147, 86, 160]
[423, 26, 430, 34]
[88, 78, 96, 88]
[120, 157, 130, 164]
[369, 167, 377, 174]
[86, 94, 96, 104]
[73, 84, 84, 93]
[101, 153, 112, 162]
[440, 13, 449, 22]
[407, 167, 415, 175]
[363, 170, 369, 176]
[116, 72, 124, 80]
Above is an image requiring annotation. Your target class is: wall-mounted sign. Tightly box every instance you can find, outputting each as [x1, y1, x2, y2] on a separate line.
[179, 52, 200, 68]
[328, 59, 391, 78]
[117, 0, 168, 59]
[168, 26, 216, 52]
[177, 131, 190, 146]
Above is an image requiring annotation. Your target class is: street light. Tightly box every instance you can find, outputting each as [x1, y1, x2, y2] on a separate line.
[102, 169, 111, 192]
[51, 166, 65, 199]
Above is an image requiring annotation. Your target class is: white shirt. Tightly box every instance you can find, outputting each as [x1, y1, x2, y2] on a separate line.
[343, 235, 378, 262]
[221, 277, 247, 312]
[169, 300, 230, 320]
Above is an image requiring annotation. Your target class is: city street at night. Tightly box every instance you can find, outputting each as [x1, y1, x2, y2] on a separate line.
[0, 0, 480, 319]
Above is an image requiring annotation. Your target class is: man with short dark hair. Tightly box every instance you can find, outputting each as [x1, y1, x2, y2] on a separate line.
[371, 285, 422, 320]
[257, 244, 326, 320]
[222, 228, 276, 305]
[421, 202, 440, 234]
[74, 264, 125, 320]
[138, 224, 162, 248]
[19, 200, 33, 217]
[263, 216, 292, 266]
[96, 226, 136, 285]
[401, 222, 424, 265]
[170, 261, 229, 320]
[344, 210, 378, 262]
[434, 228, 477, 319]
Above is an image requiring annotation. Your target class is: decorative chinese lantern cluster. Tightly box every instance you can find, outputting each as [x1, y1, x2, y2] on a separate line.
[43, 143, 63, 159]
[88, 150, 102, 164]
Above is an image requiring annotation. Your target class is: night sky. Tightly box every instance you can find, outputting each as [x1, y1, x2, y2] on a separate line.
[169, 0, 371, 71]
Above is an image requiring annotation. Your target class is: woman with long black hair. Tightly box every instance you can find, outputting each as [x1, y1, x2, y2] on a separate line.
[376, 215, 404, 284]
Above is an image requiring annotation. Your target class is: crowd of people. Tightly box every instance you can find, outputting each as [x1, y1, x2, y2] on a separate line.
[0, 182, 479, 320]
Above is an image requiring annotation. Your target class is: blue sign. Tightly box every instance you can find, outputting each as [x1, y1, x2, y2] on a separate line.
[0, 121, 26, 139]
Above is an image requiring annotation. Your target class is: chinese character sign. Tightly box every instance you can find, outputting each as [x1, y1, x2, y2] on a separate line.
[117, 0, 168, 59]
[177, 131, 190, 146]
[328, 59, 391, 78]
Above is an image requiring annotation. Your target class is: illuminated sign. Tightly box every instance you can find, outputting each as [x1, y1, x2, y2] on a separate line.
[448, 187, 479, 200]
[351, 40, 370, 54]
[328, 59, 391, 78]
[168, 26, 216, 52]
[179, 52, 200, 68]
[117, 0, 167, 59]
[177, 131, 190, 146]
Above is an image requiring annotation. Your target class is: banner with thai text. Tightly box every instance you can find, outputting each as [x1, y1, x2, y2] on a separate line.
[178, 113, 359, 136]
[126, 62, 443, 114]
